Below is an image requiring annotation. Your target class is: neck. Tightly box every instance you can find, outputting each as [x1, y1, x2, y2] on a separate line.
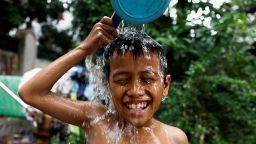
[113, 115, 158, 133]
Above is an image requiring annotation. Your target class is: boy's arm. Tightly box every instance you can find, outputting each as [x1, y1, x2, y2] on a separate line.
[18, 16, 118, 128]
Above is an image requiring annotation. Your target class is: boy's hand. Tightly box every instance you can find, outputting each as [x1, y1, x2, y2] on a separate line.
[79, 16, 118, 55]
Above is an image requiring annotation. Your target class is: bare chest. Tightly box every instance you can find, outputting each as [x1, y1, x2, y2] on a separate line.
[85, 124, 174, 144]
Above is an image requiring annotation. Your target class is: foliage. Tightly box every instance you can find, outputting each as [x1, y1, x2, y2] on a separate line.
[0, 0, 73, 60]
[2, 0, 256, 143]
[38, 25, 73, 60]
[155, 0, 256, 144]
[68, 0, 256, 143]
[0, 0, 64, 32]
[70, 0, 113, 41]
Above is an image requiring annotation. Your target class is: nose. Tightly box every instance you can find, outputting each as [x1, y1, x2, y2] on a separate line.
[126, 80, 145, 97]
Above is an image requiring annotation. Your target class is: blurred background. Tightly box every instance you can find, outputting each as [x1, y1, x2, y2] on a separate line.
[0, 0, 255, 143]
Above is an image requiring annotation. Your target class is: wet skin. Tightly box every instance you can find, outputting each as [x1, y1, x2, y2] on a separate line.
[18, 16, 189, 144]
[85, 51, 188, 144]
[87, 117, 186, 144]
[109, 51, 171, 127]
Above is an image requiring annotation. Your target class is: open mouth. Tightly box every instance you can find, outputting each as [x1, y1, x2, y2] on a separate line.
[122, 100, 151, 117]
[125, 101, 150, 110]
[122, 96, 152, 116]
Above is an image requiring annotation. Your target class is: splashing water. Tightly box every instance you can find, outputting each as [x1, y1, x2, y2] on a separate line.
[85, 20, 167, 107]
[83, 20, 168, 143]
[85, 20, 151, 109]
[119, 20, 146, 34]
[85, 55, 115, 113]
[161, 96, 168, 102]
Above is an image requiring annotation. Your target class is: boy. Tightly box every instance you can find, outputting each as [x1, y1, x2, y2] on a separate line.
[19, 16, 189, 144]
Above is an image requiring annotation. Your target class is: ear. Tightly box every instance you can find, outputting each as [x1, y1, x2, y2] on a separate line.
[162, 75, 171, 97]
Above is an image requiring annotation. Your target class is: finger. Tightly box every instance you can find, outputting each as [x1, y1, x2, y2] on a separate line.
[93, 23, 113, 37]
[99, 23, 118, 37]
[91, 27, 112, 48]
[100, 17, 119, 37]
[92, 23, 113, 40]
[100, 16, 113, 26]
[101, 30, 114, 45]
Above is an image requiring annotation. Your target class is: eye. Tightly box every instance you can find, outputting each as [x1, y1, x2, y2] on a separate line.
[115, 79, 129, 85]
[141, 77, 155, 84]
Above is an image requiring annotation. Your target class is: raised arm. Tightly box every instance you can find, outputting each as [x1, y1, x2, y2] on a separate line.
[18, 16, 118, 128]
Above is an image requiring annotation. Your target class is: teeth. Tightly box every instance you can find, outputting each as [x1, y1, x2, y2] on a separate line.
[127, 102, 147, 109]
[137, 104, 140, 109]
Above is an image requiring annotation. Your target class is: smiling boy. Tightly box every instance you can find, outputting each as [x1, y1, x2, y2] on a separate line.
[19, 16, 188, 144]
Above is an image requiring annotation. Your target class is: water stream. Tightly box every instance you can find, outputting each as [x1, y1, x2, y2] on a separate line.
[85, 21, 148, 111]
[83, 21, 168, 143]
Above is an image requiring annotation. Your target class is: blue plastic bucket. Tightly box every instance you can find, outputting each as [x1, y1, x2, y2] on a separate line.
[111, 0, 171, 27]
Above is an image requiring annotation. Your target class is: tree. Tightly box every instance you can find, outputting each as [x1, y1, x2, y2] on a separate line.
[70, 0, 114, 42]
[69, 0, 256, 143]
[0, 0, 73, 60]
[154, 0, 256, 143]
[3, 0, 255, 143]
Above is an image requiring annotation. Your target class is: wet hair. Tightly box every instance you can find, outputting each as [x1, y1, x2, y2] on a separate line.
[102, 30, 167, 82]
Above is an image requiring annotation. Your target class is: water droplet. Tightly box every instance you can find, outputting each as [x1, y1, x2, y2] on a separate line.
[161, 96, 167, 102]
[118, 20, 147, 34]
[83, 22, 166, 143]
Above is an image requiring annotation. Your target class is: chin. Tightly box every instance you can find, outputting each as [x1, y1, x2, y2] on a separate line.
[126, 117, 151, 127]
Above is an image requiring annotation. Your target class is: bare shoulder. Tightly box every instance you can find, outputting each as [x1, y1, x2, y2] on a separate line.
[161, 122, 189, 144]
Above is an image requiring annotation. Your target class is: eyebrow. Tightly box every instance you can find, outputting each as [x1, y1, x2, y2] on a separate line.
[111, 68, 160, 78]
[140, 70, 159, 76]
[112, 71, 130, 78]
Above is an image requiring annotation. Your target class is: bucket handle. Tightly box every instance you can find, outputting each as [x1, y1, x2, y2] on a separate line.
[111, 12, 122, 28]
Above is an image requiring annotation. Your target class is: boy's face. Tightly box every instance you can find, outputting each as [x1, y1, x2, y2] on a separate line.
[109, 51, 171, 127]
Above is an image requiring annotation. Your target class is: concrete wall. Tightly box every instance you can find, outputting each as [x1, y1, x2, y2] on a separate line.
[0, 29, 51, 75]
[16, 29, 37, 75]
